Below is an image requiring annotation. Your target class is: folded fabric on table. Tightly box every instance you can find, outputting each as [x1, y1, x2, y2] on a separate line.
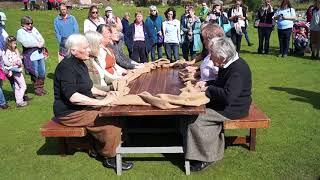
[180, 81, 201, 93]
[112, 94, 151, 106]
[138, 91, 181, 109]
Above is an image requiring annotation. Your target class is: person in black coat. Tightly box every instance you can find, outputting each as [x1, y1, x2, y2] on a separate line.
[182, 36, 252, 172]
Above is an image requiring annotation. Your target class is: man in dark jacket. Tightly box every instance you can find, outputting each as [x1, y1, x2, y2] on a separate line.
[124, 11, 154, 63]
[121, 12, 131, 56]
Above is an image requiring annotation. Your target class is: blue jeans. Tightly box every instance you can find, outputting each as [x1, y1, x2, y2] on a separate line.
[278, 28, 292, 56]
[32, 58, 46, 79]
[0, 80, 6, 106]
[150, 43, 163, 61]
[164, 43, 179, 62]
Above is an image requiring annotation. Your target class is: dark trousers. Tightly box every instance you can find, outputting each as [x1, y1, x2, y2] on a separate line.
[164, 43, 179, 62]
[231, 27, 245, 52]
[30, 1, 36, 10]
[150, 43, 163, 61]
[182, 41, 196, 61]
[277, 28, 292, 56]
[258, 27, 273, 54]
[47, 2, 53, 10]
[130, 41, 147, 63]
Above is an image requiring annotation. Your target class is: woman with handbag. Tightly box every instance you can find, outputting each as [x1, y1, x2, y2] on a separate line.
[256, 0, 274, 54]
[17, 16, 47, 96]
[83, 5, 105, 33]
[162, 7, 181, 62]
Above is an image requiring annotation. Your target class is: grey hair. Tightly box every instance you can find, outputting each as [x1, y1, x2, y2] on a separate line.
[21, 16, 33, 26]
[85, 31, 103, 57]
[65, 34, 88, 57]
[208, 37, 237, 62]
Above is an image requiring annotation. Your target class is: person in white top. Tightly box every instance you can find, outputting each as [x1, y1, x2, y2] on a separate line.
[163, 7, 181, 62]
[83, 5, 105, 33]
[17, 16, 47, 96]
[228, 0, 247, 52]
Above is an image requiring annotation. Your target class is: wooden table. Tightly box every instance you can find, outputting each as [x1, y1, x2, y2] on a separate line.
[100, 68, 205, 175]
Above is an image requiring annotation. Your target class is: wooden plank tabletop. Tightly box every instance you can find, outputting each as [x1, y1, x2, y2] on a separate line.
[100, 68, 205, 116]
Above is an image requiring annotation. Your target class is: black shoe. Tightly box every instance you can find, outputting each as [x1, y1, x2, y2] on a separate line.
[103, 157, 134, 170]
[0, 104, 9, 109]
[23, 95, 32, 101]
[190, 160, 214, 172]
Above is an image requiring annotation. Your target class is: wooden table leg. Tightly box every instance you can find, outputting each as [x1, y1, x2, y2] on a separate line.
[249, 128, 256, 151]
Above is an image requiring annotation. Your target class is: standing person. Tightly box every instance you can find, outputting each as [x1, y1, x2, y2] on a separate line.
[104, 6, 123, 32]
[53, 34, 133, 170]
[163, 7, 181, 62]
[242, 4, 253, 46]
[0, 25, 8, 109]
[84, 5, 105, 33]
[182, 37, 252, 172]
[181, 6, 202, 61]
[309, 0, 320, 59]
[29, 0, 36, 11]
[23, 0, 29, 11]
[145, 5, 163, 61]
[3, 36, 28, 107]
[17, 16, 47, 96]
[121, 12, 131, 56]
[54, 3, 79, 62]
[256, 0, 274, 54]
[199, 1, 210, 22]
[48, 0, 54, 10]
[206, 0, 231, 36]
[274, 0, 296, 58]
[228, 0, 247, 52]
[125, 11, 154, 63]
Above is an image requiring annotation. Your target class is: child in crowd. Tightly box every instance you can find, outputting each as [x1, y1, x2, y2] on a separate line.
[294, 26, 308, 56]
[3, 36, 28, 107]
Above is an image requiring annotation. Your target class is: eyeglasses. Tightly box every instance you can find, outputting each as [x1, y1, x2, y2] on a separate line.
[91, 11, 98, 14]
[151, 10, 157, 12]
[26, 22, 33, 25]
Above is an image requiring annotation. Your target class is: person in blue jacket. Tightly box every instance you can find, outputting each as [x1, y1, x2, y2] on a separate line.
[181, 6, 203, 61]
[124, 11, 154, 63]
[145, 5, 163, 61]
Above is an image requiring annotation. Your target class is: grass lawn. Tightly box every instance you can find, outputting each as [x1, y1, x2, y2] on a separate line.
[0, 3, 319, 179]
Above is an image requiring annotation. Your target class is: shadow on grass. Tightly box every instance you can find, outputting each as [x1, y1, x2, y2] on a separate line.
[37, 137, 61, 155]
[270, 87, 320, 109]
[47, 73, 54, 80]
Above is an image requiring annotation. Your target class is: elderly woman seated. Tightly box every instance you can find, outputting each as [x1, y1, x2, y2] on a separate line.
[182, 36, 252, 172]
[84, 31, 112, 92]
[97, 24, 127, 83]
[53, 34, 133, 170]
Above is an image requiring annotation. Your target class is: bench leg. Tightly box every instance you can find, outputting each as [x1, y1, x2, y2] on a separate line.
[58, 137, 68, 156]
[249, 128, 256, 151]
[185, 160, 190, 175]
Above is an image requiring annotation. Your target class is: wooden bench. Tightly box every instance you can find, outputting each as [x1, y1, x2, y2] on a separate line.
[224, 104, 270, 151]
[40, 120, 90, 155]
[40, 104, 270, 155]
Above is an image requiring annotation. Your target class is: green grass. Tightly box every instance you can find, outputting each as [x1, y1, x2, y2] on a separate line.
[0, 3, 320, 179]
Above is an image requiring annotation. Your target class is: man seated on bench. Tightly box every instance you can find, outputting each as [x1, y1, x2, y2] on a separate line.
[53, 34, 133, 171]
[182, 36, 252, 172]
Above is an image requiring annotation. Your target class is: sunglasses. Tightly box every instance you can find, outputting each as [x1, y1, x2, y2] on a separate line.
[26, 22, 33, 25]
[91, 11, 98, 14]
